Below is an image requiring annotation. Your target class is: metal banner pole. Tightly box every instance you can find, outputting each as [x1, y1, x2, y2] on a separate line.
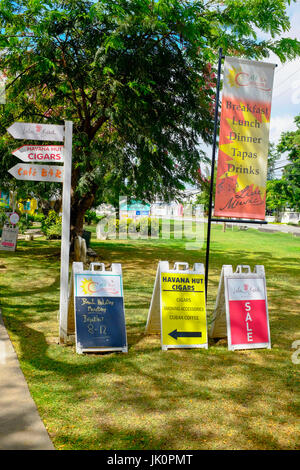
[59, 120, 73, 342]
[205, 48, 223, 299]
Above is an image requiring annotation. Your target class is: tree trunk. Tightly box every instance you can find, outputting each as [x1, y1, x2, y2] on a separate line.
[70, 193, 95, 250]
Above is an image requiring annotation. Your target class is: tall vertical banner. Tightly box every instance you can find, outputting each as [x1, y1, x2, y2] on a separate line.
[214, 57, 276, 220]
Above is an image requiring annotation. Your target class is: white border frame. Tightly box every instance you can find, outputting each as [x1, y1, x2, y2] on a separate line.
[224, 265, 271, 351]
[159, 261, 208, 351]
[73, 262, 128, 354]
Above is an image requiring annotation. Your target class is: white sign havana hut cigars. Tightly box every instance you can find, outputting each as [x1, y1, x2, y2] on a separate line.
[12, 145, 64, 163]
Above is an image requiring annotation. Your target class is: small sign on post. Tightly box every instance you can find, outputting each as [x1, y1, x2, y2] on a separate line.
[209, 265, 271, 351]
[146, 261, 208, 351]
[0, 226, 18, 251]
[72, 262, 128, 354]
[9, 212, 19, 225]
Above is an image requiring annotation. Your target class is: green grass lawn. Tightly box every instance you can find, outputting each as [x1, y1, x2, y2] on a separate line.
[0, 224, 299, 450]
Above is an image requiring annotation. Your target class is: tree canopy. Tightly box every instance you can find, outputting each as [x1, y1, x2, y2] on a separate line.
[267, 114, 300, 214]
[0, 0, 299, 234]
[278, 114, 300, 212]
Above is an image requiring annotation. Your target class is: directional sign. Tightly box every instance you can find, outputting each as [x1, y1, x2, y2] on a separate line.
[8, 163, 63, 183]
[12, 145, 64, 163]
[7, 122, 64, 142]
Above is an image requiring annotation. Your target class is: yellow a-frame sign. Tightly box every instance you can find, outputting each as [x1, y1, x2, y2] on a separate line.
[146, 261, 208, 351]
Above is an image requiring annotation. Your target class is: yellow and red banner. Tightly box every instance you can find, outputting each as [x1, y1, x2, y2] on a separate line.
[214, 57, 276, 220]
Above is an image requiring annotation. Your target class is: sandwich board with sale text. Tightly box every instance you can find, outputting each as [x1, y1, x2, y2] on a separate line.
[146, 261, 208, 351]
[209, 265, 271, 351]
[72, 262, 127, 354]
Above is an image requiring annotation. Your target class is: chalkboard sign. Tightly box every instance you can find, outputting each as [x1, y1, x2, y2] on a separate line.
[73, 262, 127, 354]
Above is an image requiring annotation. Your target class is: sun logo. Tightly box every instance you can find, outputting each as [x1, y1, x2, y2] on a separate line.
[226, 66, 242, 89]
[80, 278, 98, 295]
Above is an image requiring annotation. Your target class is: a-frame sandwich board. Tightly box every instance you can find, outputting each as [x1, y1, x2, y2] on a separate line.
[146, 261, 208, 351]
[210, 265, 271, 351]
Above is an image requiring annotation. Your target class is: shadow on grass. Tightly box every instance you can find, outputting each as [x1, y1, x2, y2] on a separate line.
[0, 236, 299, 450]
[2, 305, 299, 450]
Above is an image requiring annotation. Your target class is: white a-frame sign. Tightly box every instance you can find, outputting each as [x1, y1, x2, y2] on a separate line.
[209, 265, 271, 351]
[146, 261, 208, 351]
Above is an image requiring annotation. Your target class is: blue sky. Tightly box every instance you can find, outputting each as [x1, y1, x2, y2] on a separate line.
[266, 1, 300, 175]
[247, 1, 300, 172]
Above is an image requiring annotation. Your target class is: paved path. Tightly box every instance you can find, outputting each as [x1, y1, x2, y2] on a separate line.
[211, 220, 300, 236]
[0, 312, 54, 450]
[244, 222, 300, 235]
[257, 223, 300, 235]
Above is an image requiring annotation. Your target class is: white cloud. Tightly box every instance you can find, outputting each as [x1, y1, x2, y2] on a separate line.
[269, 115, 297, 177]
[269, 114, 297, 145]
[259, 3, 300, 124]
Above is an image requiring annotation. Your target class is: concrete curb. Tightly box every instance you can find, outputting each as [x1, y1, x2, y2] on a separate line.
[0, 311, 55, 450]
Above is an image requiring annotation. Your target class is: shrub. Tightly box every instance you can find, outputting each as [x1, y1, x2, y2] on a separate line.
[119, 218, 128, 234]
[33, 213, 46, 223]
[17, 214, 34, 234]
[45, 223, 62, 239]
[150, 217, 160, 236]
[85, 210, 104, 225]
[41, 210, 62, 239]
[106, 217, 119, 234]
[139, 217, 160, 236]
[100, 216, 161, 237]
[0, 207, 7, 228]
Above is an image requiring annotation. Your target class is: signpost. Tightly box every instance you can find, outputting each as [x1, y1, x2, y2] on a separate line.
[209, 265, 271, 351]
[146, 261, 208, 350]
[7, 120, 73, 344]
[59, 121, 72, 342]
[71, 262, 127, 354]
